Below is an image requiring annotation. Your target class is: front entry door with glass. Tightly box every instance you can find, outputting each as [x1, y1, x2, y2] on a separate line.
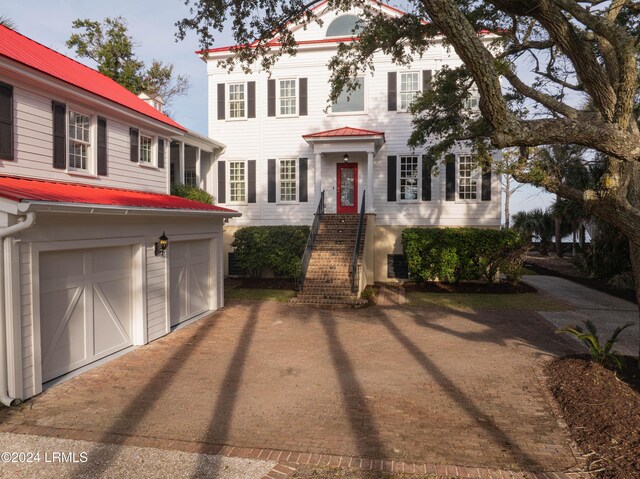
[337, 163, 358, 214]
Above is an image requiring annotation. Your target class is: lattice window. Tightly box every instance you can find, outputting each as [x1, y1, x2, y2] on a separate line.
[458, 155, 478, 200]
[229, 161, 246, 202]
[68, 111, 90, 170]
[400, 155, 419, 200]
[279, 159, 297, 202]
[400, 72, 420, 111]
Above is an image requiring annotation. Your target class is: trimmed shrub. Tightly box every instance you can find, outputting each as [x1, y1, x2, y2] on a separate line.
[231, 226, 310, 278]
[401, 227, 525, 284]
[170, 184, 214, 204]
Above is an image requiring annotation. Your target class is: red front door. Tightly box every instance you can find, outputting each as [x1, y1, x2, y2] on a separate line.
[337, 163, 358, 214]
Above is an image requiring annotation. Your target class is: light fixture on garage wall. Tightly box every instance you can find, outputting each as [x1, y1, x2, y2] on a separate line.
[343, 153, 349, 163]
[155, 231, 169, 257]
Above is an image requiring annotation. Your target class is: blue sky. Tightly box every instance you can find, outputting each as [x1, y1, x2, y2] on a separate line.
[5, 0, 552, 219]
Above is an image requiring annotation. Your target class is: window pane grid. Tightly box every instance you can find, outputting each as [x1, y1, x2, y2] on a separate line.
[68, 111, 90, 170]
[229, 161, 246, 202]
[400, 72, 419, 111]
[229, 84, 246, 118]
[140, 135, 152, 163]
[400, 156, 419, 200]
[458, 155, 478, 200]
[279, 159, 297, 202]
[279, 80, 297, 116]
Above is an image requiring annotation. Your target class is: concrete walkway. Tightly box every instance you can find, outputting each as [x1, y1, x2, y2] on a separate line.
[523, 275, 639, 357]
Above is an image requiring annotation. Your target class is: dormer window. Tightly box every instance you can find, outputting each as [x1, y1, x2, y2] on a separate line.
[326, 14, 364, 37]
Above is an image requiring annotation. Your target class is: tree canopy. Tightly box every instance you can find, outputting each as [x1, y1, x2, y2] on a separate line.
[68, 17, 190, 112]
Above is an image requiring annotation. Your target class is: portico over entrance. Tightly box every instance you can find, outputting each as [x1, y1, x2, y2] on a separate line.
[303, 127, 385, 214]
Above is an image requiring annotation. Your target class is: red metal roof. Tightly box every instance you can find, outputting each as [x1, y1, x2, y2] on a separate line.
[0, 175, 238, 214]
[0, 26, 186, 132]
[303, 126, 385, 138]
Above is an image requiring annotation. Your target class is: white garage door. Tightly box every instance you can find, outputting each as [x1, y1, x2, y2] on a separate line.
[170, 240, 211, 326]
[39, 246, 134, 382]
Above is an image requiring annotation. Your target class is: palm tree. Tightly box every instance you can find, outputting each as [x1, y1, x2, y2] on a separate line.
[0, 16, 17, 30]
[512, 208, 555, 255]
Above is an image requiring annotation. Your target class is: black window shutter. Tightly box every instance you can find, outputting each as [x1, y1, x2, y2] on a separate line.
[97, 116, 107, 176]
[299, 78, 308, 116]
[217, 161, 226, 203]
[52, 101, 66, 169]
[247, 81, 256, 118]
[387, 155, 397, 201]
[299, 158, 308, 202]
[387, 72, 397, 111]
[267, 79, 276, 117]
[423, 70, 432, 92]
[248, 160, 256, 203]
[157, 138, 165, 169]
[267, 158, 276, 202]
[445, 154, 456, 201]
[217, 83, 225, 120]
[0, 82, 13, 161]
[129, 128, 139, 162]
[421, 154, 432, 201]
[482, 166, 492, 201]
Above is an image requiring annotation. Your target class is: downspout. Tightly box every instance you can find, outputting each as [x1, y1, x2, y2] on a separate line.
[0, 212, 36, 406]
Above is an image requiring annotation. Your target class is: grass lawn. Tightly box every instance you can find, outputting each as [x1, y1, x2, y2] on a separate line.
[406, 292, 571, 311]
[225, 287, 296, 302]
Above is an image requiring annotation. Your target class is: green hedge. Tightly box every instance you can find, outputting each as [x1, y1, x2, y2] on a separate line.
[401, 228, 525, 284]
[170, 184, 214, 204]
[231, 226, 310, 278]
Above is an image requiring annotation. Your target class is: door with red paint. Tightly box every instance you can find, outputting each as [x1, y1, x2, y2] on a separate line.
[337, 163, 358, 214]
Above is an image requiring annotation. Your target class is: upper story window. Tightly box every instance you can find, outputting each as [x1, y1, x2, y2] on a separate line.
[0, 82, 14, 161]
[68, 111, 91, 171]
[229, 160, 246, 203]
[279, 159, 297, 202]
[278, 79, 297, 116]
[399, 155, 419, 201]
[228, 83, 246, 119]
[326, 15, 364, 37]
[464, 96, 480, 109]
[458, 155, 478, 200]
[331, 77, 365, 114]
[399, 72, 420, 112]
[139, 134, 153, 163]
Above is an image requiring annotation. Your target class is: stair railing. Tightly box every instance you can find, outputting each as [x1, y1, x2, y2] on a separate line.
[350, 190, 366, 293]
[297, 190, 325, 291]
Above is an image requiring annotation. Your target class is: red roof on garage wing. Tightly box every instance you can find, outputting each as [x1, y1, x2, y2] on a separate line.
[0, 175, 238, 214]
[0, 25, 186, 132]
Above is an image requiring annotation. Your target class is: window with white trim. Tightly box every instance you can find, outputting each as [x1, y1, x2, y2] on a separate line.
[458, 155, 478, 200]
[278, 79, 297, 116]
[229, 160, 246, 203]
[228, 83, 246, 119]
[331, 77, 365, 113]
[399, 155, 419, 200]
[399, 72, 420, 112]
[279, 159, 297, 202]
[68, 111, 91, 171]
[139, 134, 153, 163]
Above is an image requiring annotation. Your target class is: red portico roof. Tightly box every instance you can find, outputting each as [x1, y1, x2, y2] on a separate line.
[0, 25, 186, 132]
[0, 175, 239, 215]
[303, 126, 385, 139]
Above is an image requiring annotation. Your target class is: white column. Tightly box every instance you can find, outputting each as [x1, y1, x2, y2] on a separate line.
[366, 151, 375, 213]
[179, 141, 185, 185]
[315, 152, 322, 203]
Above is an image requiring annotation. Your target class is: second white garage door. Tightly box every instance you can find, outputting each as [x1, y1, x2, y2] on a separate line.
[39, 246, 134, 382]
[170, 240, 212, 326]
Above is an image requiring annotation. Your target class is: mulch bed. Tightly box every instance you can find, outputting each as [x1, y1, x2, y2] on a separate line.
[545, 355, 640, 478]
[404, 281, 536, 294]
[233, 277, 297, 290]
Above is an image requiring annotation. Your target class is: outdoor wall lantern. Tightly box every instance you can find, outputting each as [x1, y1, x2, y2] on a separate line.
[343, 153, 350, 162]
[155, 231, 169, 257]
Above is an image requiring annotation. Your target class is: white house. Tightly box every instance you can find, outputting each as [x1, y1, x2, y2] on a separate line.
[0, 25, 239, 403]
[200, 0, 501, 297]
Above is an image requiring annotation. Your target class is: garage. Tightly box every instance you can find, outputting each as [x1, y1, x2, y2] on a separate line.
[39, 246, 134, 382]
[169, 239, 212, 326]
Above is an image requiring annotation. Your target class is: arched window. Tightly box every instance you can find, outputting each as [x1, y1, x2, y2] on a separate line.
[326, 15, 364, 37]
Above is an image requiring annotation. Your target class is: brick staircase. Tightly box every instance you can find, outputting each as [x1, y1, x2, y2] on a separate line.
[293, 214, 366, 306]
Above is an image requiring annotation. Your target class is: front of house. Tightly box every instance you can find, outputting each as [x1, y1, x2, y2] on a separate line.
[201, 0, 502, 285]
[0, 25, 239, 402]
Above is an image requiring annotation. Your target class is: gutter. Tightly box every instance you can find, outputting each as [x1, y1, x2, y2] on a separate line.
[0, 212, 36, 406]
[17, 201, 242, 217]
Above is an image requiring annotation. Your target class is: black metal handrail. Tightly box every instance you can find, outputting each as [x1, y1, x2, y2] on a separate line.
[350, 190, 366, 293]
[297, 190, 325, 291]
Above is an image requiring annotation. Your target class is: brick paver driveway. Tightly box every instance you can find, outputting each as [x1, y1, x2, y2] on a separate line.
[0, 300, 579, 474]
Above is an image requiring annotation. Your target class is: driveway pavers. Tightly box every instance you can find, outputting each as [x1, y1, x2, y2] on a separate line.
[0, 300, 580, 476]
